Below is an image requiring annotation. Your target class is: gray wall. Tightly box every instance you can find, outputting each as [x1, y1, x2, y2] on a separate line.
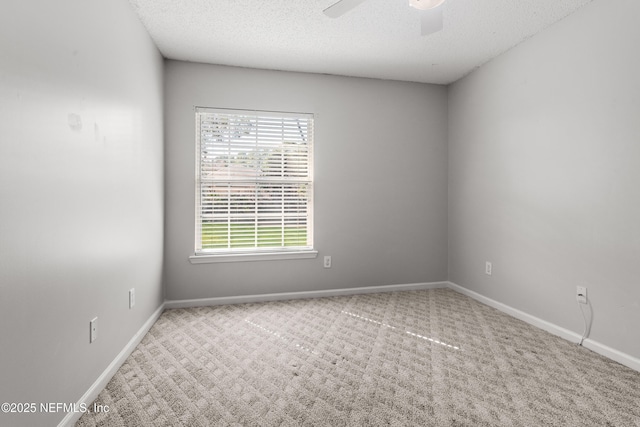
[164, 61, 448, 300]
[448, 0, 640, 360]
[0, 0, 164, 425]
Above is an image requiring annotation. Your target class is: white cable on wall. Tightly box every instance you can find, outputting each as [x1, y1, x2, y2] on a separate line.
[578, 299, 592, 346]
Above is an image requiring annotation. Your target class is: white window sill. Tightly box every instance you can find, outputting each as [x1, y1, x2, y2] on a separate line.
[189, 250, 318, 264]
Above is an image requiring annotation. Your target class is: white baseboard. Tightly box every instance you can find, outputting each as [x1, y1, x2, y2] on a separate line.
[58, 303, 166, 427]
[446, 282, 581, 342]
[164, 281, 449, 309]
[580, 336, 640, 373]
[446, 281, 640, 373]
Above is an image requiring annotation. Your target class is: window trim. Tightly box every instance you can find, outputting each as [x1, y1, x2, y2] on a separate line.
[189, 250, 318, 264]
[192, 107, 315, 263]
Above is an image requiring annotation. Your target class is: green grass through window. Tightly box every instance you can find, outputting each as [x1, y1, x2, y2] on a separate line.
[201, 223, 308, 249]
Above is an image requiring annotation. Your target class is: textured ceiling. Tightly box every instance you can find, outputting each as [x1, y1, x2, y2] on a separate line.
[128, 0, 593, 85]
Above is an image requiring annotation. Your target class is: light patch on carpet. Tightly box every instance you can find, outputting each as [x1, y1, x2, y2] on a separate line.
[244, 318, 319, 355]
[341, 310, 461, 350]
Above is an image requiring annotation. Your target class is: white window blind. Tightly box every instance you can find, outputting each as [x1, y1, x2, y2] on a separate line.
[195, 107, 314, 255]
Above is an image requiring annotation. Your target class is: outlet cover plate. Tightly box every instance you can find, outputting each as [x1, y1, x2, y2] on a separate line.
[576, 286, 587, 304]
[90, 317, 98, 343]
[129, 288, 135, 309]
[485, 261, 492, 276]
[324, 256, 332, 268]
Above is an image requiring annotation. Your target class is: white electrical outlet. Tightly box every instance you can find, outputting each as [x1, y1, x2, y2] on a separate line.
[129, 288, 135, 309]
[324, 256, 332, 268]
[576, 286, 587, 304]
[90, 317, 98, 343]
[485, 261, 492, 276]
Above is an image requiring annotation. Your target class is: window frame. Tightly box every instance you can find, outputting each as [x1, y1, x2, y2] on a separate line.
[189, 107, 317, 264]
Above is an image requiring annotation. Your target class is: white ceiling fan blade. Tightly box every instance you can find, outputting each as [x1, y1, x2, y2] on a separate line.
[323, 0, 370, 18]
[420, 7, 443, 36]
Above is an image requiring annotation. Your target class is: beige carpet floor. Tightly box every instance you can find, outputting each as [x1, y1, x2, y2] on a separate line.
[77, 289, 640, 426]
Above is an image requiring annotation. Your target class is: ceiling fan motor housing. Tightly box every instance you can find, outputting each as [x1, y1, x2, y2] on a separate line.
[409, 0, 446, 10]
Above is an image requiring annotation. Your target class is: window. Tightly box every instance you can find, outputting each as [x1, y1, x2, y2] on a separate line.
[190, 107, 316, 263]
